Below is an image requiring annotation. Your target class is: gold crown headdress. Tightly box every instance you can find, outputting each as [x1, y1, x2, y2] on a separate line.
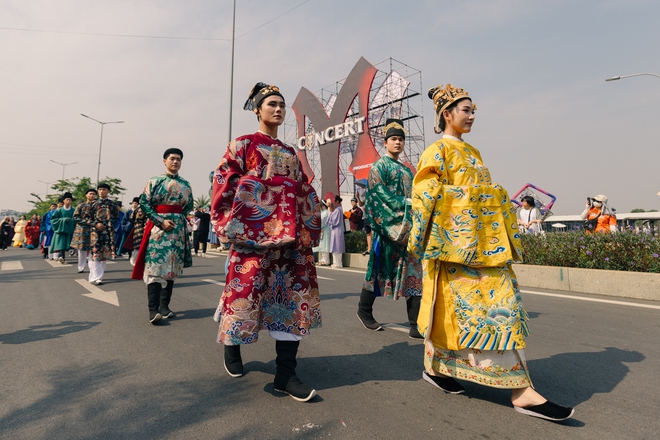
[428, 84, 476, 133]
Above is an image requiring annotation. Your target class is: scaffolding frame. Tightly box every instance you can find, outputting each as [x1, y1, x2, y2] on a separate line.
[283, 58, 425, 199]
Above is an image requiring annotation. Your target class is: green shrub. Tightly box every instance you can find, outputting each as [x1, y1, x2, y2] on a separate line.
[344, 230, 367, 253]
[520, 230, 660, 273]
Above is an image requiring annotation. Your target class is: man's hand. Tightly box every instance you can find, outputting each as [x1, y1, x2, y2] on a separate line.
[96, 222, 105, 231]
[162, 220, 175, 231]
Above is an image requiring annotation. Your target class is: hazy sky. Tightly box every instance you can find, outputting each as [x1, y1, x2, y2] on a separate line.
[1, 0, 659, 215]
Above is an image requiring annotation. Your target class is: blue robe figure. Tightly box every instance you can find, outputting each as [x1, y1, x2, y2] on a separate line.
[114, 209, 125, 257]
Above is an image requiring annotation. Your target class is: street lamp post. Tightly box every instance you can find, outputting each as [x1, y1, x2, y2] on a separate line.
[605, 73, 660, 82]
[81, 114, 124, 185]
[228, 0, 237, 143]
[38, 180, 55, 196]
[50, 160, 77, 181]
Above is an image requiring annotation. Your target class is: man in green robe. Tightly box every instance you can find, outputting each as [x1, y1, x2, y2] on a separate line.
[51, 192, 76, 264]
[356, 119, 423, 338]
[131, 148, 194, 324]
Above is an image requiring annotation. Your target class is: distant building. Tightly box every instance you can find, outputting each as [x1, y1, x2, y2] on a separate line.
[0, 209, 26, 219]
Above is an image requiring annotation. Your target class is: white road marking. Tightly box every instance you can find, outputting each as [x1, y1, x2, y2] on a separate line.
[381, 323, 410, 334]
[202, 279, 226, 286]
[46, 259, 115, 267]
[75, 279, 119, 306]
[520, 289, 660, 310]
[1, 261, 23, 271]
[315, 266, 366, 274]
[199, 253, 219, 258]
[317, 276, 335, 280]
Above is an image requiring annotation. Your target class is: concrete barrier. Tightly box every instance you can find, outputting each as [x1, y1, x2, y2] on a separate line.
[338, 253, 660, 302]
[512, 264, 660, 301]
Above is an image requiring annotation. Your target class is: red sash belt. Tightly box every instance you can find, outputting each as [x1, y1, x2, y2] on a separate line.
[131, 205, 184, 280]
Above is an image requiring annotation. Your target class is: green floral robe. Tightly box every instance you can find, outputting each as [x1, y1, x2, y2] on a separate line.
[50, 207, 75, 252]
[140, 173, 194, 279]
[363, 155, 422, 299]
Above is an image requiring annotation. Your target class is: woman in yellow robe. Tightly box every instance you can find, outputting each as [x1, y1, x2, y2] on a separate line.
[408, 84, 573, 422]
[13, 215, 27, 247]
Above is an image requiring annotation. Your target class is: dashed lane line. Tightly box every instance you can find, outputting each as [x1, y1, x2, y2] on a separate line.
[314, 266, 366, 275]
[202, 279, 226, 286]
[1, 261, 23, 271]
[45, 259, 116, 268]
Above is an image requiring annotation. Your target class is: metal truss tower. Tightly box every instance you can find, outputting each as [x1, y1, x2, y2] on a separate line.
[283, 58, 425, 199]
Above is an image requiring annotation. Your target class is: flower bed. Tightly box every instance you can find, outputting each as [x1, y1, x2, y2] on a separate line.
[520, 230, 660, 273]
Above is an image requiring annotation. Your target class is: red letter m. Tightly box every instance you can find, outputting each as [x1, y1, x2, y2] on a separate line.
[292, 57, 380, 199]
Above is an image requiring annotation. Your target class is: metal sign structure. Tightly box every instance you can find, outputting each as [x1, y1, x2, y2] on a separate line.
[283, 57, 425, 199]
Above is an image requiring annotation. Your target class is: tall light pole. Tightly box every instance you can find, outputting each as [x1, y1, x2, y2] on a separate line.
[38, 180, 55, 195]
[81, 113, 124, 185]
[228, 0, 237, 143]
[605, 73, 660, 82]
[50, 160, 77, 181]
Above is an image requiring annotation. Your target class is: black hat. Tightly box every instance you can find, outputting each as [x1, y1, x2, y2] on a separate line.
[116, 201, 123, 207]
[85, 188, 98, 195]
[132, 197, 140, 203]
[243, 83, 284, 112]
[97, 183, 111, 190]
[383, 118, 406, 140]
[350, 197, 357, 202]
[163, 148, 184, 159]
[60, 192, 75, 202]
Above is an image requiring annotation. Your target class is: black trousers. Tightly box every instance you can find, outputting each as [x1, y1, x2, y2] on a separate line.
[193, 230, 208, 254]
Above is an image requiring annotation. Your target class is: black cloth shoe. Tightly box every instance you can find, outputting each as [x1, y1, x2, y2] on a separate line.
[159, 280, 175, 318]
[422, 371, 465, 394]
[274, 375, 317, 402]
[514, 401, 575, 422]
[409, 327, 424, 339]
[406, 296, 422, 339]
[224, 345, 243, 378]
[149, 310, 162, 324]
[357, 289, 382, 331]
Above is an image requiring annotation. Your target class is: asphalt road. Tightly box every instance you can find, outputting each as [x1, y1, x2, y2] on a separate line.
[1, 247, 659, 439]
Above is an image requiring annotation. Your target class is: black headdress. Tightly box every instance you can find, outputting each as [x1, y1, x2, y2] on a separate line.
[383, 118, 406, 140]
[243, 82, 284, 112]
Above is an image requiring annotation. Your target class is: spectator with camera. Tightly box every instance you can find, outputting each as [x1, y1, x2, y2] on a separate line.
[581, 194, 617, 233]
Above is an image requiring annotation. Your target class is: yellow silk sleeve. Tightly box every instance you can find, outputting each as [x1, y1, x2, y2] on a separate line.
[408, 142, 522, 267]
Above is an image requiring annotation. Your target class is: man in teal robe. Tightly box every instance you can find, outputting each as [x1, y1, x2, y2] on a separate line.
[131, 148, 194, 324]
[51, 192, 76, 264]
[357, 119, 423, 338]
